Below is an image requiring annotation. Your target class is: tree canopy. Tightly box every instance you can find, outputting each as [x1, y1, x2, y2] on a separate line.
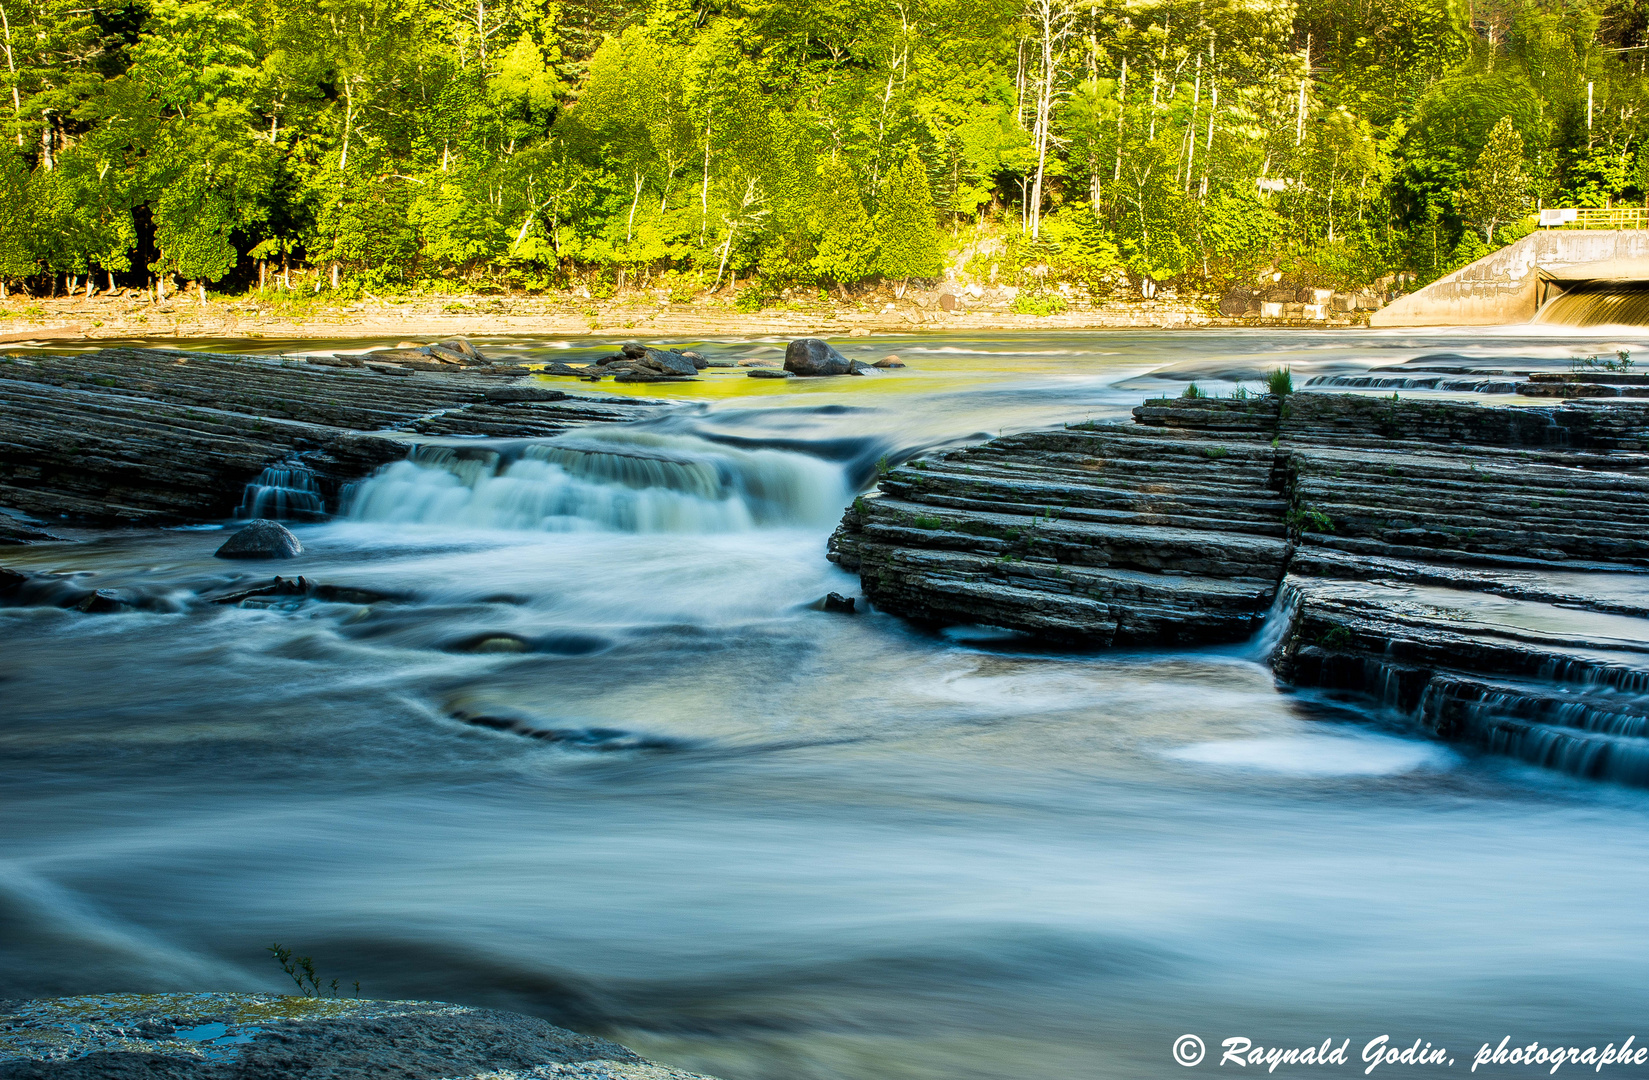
[0, 0, 1643, 297]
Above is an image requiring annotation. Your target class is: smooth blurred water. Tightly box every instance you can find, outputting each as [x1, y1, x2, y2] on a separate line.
[6, 329, 1649, 1079]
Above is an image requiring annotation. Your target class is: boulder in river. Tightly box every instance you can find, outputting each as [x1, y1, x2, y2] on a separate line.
[215, 519, 303, 559]
[785, 338, 853, 376]
[874, 355, 905, 368]
[435, 336, 480, 359]
[75, 588, 126, 613]
[822, 591, 857, 613]
[748, 369, 795, 379]
[637, 348, 699, 376]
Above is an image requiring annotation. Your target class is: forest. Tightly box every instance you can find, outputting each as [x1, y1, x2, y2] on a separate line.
[0, 0, 1644, 302]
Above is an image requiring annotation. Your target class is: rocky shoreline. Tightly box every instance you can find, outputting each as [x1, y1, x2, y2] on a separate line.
[832, 392, 1649, 785]
[0, 344, 662, 527]
[0, 994, 717, 1079]
[0, 286, 1378, 346]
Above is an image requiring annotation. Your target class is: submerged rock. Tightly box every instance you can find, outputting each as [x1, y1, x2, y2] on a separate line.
[215, 519, 303, 559]
[74, 588, 127, 614]
[822, 591, 857, 613]
[784, 338, 853, 376]
[748, 369, 795, 379]
[0, 993, 722, 1079]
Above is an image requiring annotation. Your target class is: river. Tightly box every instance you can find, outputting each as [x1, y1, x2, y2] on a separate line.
[5, 328, 1649, 1079]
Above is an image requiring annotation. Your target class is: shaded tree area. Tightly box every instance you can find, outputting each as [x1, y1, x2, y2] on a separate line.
[0, 0, 1643, 299]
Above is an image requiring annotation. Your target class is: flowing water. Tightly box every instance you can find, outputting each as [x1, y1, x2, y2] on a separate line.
[8, 329, 1649, 1079]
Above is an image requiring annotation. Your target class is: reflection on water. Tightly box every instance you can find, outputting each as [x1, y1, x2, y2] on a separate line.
[6, 330, 1649, 1080]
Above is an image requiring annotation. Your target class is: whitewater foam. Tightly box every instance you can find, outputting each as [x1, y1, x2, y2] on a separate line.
[344, 430, 852, 533]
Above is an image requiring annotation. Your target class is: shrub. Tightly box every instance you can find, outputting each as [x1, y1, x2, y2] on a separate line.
[1266, 367, 1293, 396]
[1010, 289, 1069, 316]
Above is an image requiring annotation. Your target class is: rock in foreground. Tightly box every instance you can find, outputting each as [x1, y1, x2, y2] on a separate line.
[0, 993, 720, 1079]
[215, 519, 303, 559]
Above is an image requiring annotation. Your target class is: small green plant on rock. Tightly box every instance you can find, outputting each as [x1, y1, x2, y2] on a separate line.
[268, 943, 358, 999]
[1572, 350, 1635, 374]
[1318, 625, 1353, 648]
[1287, 505, 1335, 534]
[1266, 367, 1293, 396]
[913, 514, 944, 529]
[1182, 382, 1207, 399]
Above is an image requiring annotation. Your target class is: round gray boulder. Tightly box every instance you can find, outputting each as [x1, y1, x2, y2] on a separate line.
[215, 519, 303, 560]
[784, 338, 853, 376]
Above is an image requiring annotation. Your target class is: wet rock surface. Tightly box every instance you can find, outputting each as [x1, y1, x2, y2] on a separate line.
[214, 519, 303, 559]
[0, 348, 664, 525]
[831, 392, 1649, 782]
[0, 993, 719, 1079]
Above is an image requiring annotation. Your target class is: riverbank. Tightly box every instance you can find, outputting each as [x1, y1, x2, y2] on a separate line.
[0, 994, 719, 1078]
[0, 288, 1374, 345]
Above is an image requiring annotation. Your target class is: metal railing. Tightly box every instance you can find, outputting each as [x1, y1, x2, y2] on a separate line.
[1537, 207, 1649, 230]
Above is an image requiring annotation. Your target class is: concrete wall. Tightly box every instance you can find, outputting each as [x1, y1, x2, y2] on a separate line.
[1370, 230, 1649, 327]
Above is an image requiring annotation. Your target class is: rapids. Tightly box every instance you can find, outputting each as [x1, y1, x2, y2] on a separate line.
[7, 328, 1649, 1080]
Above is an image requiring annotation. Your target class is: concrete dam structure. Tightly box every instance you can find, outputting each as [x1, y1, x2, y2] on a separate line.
[1370, 229, 1649, 327]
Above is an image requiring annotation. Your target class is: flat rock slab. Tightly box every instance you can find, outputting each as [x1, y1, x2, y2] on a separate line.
[0, 994, 720, 1080]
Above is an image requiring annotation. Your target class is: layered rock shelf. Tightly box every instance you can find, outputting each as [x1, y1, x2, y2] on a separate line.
[0, 347, 663, 525]
[831, 392, 1649, 784]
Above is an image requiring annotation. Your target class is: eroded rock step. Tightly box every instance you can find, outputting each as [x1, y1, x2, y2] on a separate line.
[1274, 574, 1649, 786]
[830, 423, 1292, 645]
[0, 348, 665, 525]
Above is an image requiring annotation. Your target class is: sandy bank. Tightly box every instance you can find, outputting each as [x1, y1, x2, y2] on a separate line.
[0, 290, 1368, 345]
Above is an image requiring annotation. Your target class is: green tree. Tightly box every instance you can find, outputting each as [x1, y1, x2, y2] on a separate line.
[873, 148, 942, 296]
[808, 158, 877, 290]
[1457, 117, 1531, 245]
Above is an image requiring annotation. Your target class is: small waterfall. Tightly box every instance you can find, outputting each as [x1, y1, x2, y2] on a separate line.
[239, 463, 325, 520]
[1535, 282, 1649, 327]
[1338, 660, 1649, 787]
[1240, 582, 1300, 663]
[344, 431, 853, 533]
[1303, 373, 1519, 394]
